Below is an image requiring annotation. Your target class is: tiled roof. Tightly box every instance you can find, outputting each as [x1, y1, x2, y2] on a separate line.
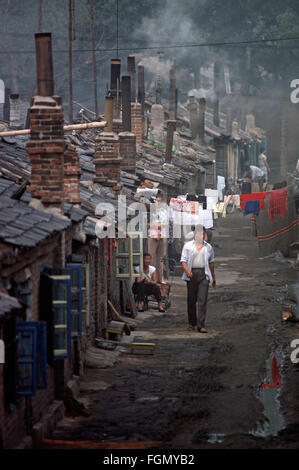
[0, 191, 70, 247]
[0, 293, 21, 317]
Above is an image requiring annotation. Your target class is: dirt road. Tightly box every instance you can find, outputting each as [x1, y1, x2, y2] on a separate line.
[49, 212, 299, 449]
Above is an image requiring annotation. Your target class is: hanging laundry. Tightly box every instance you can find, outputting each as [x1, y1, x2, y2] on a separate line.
[186, 194, 207, 209]
[224, 195, 241, 208]
[213, 202, 226, 219]
[241, 181, 252, 194]
[217, 176, 226, 201]
[207, 196, 217, 210]
[244, 200, 260, 216]
[267, 189, 288, 222]
[240, 192, 267, 211]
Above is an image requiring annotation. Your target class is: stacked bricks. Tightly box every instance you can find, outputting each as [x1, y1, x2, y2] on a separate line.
[112, 119, 123, 134]
[131, 102, 143, 146]
[94, 132, 122, 187]
[119, 132, 136, 175]
[26, 95, 65, 211]
[64, 142, 81, 204]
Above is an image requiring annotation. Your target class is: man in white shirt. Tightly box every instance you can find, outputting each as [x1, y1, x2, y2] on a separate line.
[258, 148, 270, 184]
[180, 226, 216, 333]
[133, 253, 165, 312]
[247, 165, 265, 192]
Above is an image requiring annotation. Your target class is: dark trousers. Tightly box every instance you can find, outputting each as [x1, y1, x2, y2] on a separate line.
[187, 268, 210, 328]
[132, 281, 161, 303]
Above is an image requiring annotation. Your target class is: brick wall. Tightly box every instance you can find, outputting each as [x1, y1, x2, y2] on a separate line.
[26, 96, 65, 211]
[112, 119, 123, 134]
[94, 132, 122, 188]
[131, 102, 143, 146]
[119, 132, 136, 175]
[64, 142, 81, 204]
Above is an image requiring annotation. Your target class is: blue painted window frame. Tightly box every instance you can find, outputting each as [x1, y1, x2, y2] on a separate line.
[16, 324, 37, 397]
[51, 276, 72, 360]
[17, 321, 48, 389]
[66, 264, 83, 339]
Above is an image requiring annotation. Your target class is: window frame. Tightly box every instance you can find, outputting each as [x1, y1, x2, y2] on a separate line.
[66, 264, 83, 339]
[116, 232, 144, 280]
[16, 324, 37, 397]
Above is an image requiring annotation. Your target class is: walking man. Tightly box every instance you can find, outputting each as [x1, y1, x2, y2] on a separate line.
[180, 226, 216, 333]
[258, 147, 270, 187]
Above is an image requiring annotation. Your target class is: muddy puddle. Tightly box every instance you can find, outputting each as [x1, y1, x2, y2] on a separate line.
[250, 351, 285, 438]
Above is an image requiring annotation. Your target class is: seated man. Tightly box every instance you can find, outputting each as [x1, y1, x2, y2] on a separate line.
[132, 253, 165, 313]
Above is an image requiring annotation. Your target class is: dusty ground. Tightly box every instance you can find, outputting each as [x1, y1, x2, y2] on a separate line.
[48, 211, 299, 449]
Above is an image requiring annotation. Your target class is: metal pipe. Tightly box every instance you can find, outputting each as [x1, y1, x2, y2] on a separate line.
[35, 33, 54, 96]
[127, 55, 136, 102]
[104, 96, 114, 132]
[121, 76, 131, 132]
[137, 65, 145, 115]
[0, 121, 107, 137]
[165, 120, 176, 163]
[90, 0, 99, 116]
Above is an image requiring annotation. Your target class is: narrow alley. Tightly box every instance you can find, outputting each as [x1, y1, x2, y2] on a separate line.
[46, 211, 299, 449]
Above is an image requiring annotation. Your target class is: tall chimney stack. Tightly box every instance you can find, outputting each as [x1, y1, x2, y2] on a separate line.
[213, 58, 220, 127]
[35, 33, 54, 96]
[94, 132, 122, 188]
[188, 96, 198, 140]
[121, 75, 131, 132]
[27, 33, 65, 211]
[137, 65, 145, 115]
[155, 51, 163, 105]
[169, 61, 176, 120]
[110, 58, 121, 118]
[198, 98, 206, 145]
[104, 95, 114, 132]
[165, 120, 176, 163]
[127, 55, 136, 102]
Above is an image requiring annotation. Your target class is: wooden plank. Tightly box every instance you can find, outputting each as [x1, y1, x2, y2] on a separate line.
[40, 439, 163, 449]
[123, 280, 137, 318]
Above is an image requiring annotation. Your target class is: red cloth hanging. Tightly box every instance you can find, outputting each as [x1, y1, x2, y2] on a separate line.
[240, 192, 268, 211]
[267, 189, 288, 222]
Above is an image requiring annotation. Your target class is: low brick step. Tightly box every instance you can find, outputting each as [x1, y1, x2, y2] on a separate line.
[130, 342, 156, 354]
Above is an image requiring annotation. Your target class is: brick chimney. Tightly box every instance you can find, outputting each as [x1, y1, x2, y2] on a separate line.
[64, 142, 81, 204]
[94, 132, 122, 189]
[131, 102, 143, 146]
[27, 95, 65, 210]
[119, 132, 136, 175]
[27, 33, 65, 211]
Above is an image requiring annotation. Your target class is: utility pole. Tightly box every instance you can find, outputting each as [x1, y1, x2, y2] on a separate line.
[90, 0, 99, 117]
[68, 0, 74, 123]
